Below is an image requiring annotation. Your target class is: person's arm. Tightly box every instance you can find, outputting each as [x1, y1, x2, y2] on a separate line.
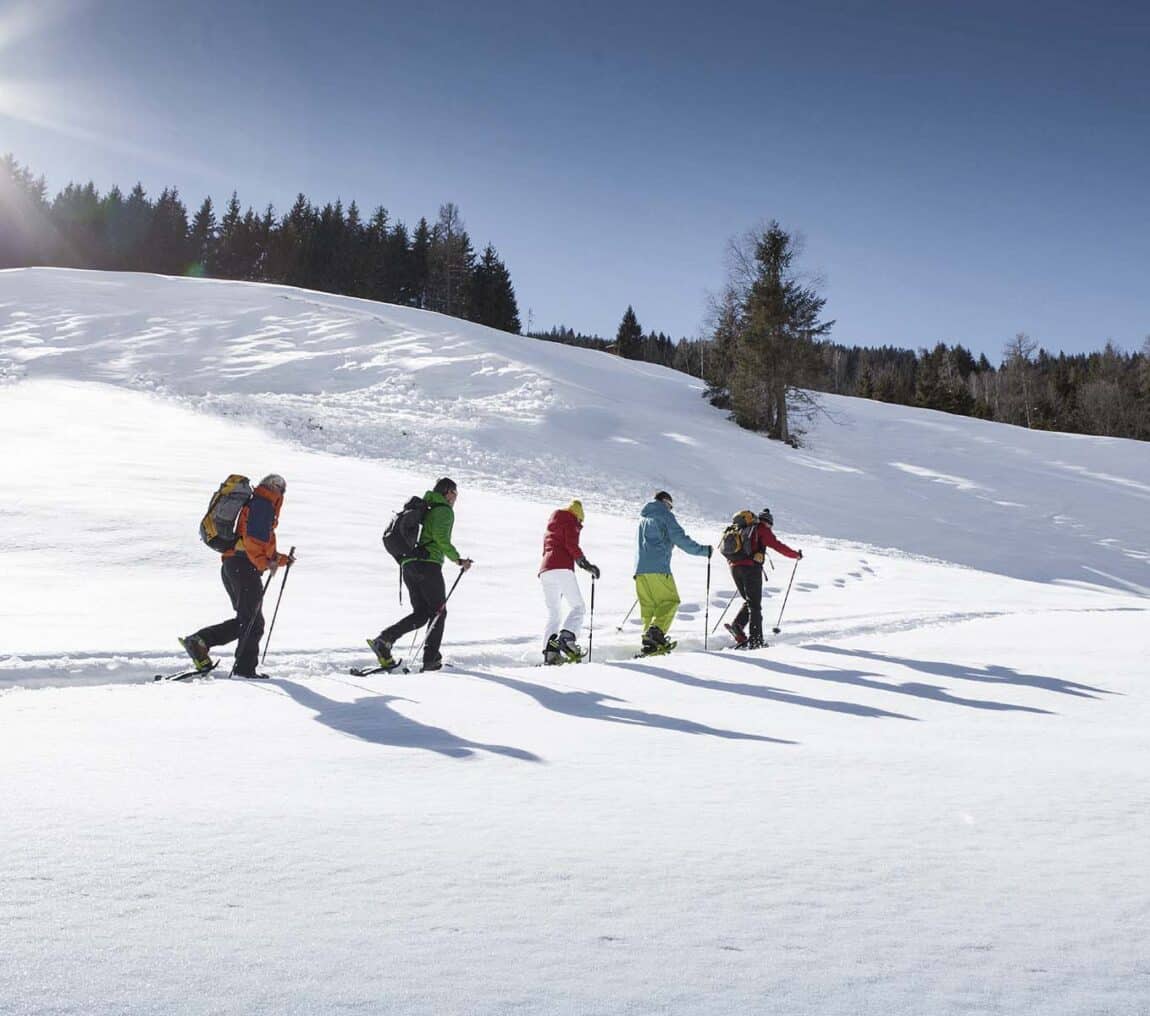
[425, 504, 461, 563]
[759, 524, 800, 559]
[564, 515, 584, 562]
[665, 512, 710, 557]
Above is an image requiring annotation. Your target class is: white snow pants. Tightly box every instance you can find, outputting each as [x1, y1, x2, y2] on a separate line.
[540, 568, 586, 640]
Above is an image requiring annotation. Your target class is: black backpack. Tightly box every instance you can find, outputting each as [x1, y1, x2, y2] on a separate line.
[382, 496, 433, 564]
[719, 510, 758, 563]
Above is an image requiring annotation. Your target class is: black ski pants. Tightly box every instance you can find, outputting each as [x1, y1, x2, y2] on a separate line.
[380, 560, 447, 665]
[731, 564, 764, 644]
[196, 554, 265, 673]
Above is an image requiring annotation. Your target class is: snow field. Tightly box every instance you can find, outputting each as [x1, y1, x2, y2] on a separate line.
[2, 269, 1149, 1014]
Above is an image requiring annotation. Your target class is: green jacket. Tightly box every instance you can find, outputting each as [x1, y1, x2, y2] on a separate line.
[412, 490, 460, 566]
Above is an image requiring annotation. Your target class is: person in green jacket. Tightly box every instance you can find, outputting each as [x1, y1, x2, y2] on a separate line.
[369, 477, 472, 672]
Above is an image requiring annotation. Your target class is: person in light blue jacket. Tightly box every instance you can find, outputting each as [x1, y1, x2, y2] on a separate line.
[633, 491, 711, 655]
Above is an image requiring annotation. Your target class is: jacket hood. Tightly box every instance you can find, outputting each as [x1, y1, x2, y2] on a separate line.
[640, 499, 670, 520]
[424, 490, 450, 507]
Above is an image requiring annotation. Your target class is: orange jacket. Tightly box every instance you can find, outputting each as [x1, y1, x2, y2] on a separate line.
[224, 483, 289, 573]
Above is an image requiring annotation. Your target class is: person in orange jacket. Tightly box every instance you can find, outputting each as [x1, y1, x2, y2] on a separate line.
[180, 474, 296, 678]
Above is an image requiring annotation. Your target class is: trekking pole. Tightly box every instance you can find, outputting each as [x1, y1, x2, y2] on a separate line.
[615, 598, 638, 632]
[772, 557, 800, 635]
[229, 569, 277, 678]
[711, 591, 739, 634]
[261, 546, 296, 666]
[704, 554, 712, 651]
[587, 576, 596, 662]
[411, 569, 466, 663]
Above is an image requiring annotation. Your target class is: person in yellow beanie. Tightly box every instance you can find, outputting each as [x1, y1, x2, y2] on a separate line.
[538, 499, 600, 664]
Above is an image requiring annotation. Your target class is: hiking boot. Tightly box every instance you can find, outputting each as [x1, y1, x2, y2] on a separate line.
[543, 633, 563, 666]
[557, 629, 584, 662]
[641, 625, 672, 655]
[178, 634, 213, 673]
[746, 636, 767, 650]
[724, 623, 748, 648]
[366, 636, 396, 669]
[421, 658, 443, 673]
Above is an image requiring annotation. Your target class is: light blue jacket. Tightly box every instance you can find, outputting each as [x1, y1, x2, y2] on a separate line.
[634, 499, 709, 576]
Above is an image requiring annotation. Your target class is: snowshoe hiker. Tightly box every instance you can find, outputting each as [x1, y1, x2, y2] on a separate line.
[368, 477, 472, 673]
[723, 507, 801, 649]
[181, 473, 296, 679]
[633, 491, 710, 656]
[539, 499, 600, 665]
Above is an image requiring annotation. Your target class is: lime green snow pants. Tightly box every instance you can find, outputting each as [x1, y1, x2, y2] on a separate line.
[635, 573, 680, 635]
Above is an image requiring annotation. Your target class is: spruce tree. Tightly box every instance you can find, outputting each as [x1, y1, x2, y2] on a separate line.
[616, 306, 643, 359]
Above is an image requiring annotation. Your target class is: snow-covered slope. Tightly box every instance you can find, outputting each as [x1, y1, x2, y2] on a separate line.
[3, 268, 1149, 592]
[1, 269, 1148, 1016]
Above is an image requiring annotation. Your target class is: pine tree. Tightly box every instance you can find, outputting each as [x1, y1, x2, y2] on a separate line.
[615, 306, 643, 359]
[188, 197, 217, 276]
[468, 244, 521, 332]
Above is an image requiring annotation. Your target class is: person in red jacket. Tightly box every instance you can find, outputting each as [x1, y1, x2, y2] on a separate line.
[727, 507, 801, 650]
[180, 474, 296, 678]
[539, 499, 600, 664]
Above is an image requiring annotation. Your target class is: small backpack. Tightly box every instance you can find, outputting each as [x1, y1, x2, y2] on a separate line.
[719, 510, 758, 563]
[200, 474, 253, 552]
[382, 496, 433, 564]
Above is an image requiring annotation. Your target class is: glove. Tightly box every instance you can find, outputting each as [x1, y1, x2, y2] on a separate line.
[577, 558, 601, 580]
[279, 551, 296, 567]
[797, 550, 804, 560]
[706, 545, 713, 558]
[459, 558, 474, 572]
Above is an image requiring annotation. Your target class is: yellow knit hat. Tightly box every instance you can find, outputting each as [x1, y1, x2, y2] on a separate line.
[567, 499, 584, 522]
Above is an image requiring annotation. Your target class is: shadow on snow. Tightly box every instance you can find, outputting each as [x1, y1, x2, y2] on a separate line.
[269, 679, 541, 762]
[454, 668, 796, 746]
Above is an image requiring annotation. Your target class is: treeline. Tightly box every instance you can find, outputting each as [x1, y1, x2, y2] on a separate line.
[531, 306, 708, 378]
[0, 155, 521, 332]
[813, 334, 1150, 440]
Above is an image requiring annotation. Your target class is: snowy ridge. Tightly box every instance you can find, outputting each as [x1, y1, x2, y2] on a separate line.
[3, 267, 1149, 590]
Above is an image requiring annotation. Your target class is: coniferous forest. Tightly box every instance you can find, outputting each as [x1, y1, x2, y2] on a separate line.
[3, 155, 1148, 442]
[0, 155, 521, 333]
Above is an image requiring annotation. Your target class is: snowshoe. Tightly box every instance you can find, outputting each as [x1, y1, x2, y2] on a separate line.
[724, 623, 748, 649]
[178, 634, 214, 674]
[557, 629, 585, 663]
[349, 659, 404, 677]
[154, 659, 218, 682]
[232, 670, 271, 680]
[366, 636, 397, 669]
[635, 640, 676, 659]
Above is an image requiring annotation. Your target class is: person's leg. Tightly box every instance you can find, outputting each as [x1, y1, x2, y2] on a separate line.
[231, 557, 265, 674]
[540, 569, 566, 643]
[379, 563, 434, 644]
[418, 565, 448, 665]
[635, 575, 658, 634]
[745, 567, 765, 646]
[731, 566, 752, 633]
[557, 569, 586, 638]
[649, 574, 681, 636]
[195, 560, 243, 649]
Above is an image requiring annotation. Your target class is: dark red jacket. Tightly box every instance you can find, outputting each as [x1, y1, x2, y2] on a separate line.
[730, 522, 799, 568]
[539, 509, 584, 574]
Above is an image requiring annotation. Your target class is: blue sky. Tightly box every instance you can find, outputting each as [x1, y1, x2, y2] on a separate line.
[2, 0, 1148, 358]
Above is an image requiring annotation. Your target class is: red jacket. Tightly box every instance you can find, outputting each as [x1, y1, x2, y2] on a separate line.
[539, 508, 584, 574]
[730, 522, 799, 568]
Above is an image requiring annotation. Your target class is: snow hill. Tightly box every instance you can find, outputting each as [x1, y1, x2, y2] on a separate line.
[1, 268, 1148, 1015]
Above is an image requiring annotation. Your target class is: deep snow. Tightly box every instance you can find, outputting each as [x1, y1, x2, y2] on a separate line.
[1, 269, 1148, 1016]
